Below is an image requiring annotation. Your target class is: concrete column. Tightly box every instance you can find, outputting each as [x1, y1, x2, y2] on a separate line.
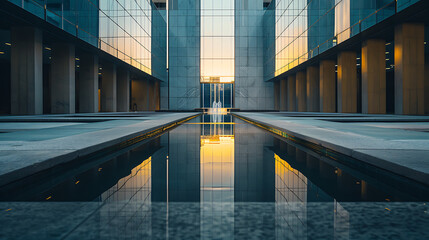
[274, 81, 280, 110]
[78, 54, 98, 113]
[280, 79, 288, 111]
[131, 79, 149, 111]
[337, 51, 358, 113]
[279, 79, 287, 111]
[148, 81, 156, 111]
[10, 27, 43, 115]
[154, 81, 160, 110]
[307, 66, 320, 112]
[101, 62, 117, 112]
[288, 75, 296, 111]
[394, 23, 425, 115]
[425, 59, 429, 115]
[319, 60, 336, 112]
[117, 69, 130, 112]
[50, 43, 75, 114]
[296, 71, 307, 112]
[362, 39, 386, 114]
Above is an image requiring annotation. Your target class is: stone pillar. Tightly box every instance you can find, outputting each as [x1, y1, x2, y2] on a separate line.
[148, 81, 156, 111]
[425, 59, 429, 115]
[154, 81, 160, 110]
[362, 39, 386, 114]
[50, 43, 75, 114]
[394, 23, 425, 115]
[117, 69, 130, 112]
[288, 75, 296, 111]
[101, 62, 117, 112]
[337, 51, 358, 113]
[10, 27, 43, 115]
[296, 71, 307, 112]
[280, 79, 288, 111]
[319, 60, 336, 112]
[307, 66, 320, 112]
[131, 79, 149, 111]
[78, 54, 98, 113]
[274, 81, 280, 110]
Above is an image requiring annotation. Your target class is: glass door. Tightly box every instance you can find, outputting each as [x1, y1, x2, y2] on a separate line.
[201, 83, 233, 109]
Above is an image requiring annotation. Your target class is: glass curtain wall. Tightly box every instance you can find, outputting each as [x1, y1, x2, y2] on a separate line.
[274, 0, 308, 77]
[200, 0, 234, 108]
[270, 0, 398, 78]
[9, 0, 161, 77]
[99, 0, 153, 74]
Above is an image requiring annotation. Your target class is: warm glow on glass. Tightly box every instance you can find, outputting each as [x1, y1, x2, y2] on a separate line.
[335, 0, 351, 43]
[200, 0, 235, 83]
[274, 0, 308, 77]
[99, 0, 152, 74]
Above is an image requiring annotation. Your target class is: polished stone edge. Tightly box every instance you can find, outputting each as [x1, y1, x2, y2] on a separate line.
[0, 113, 200, 187]
[232, 113, 429, 186]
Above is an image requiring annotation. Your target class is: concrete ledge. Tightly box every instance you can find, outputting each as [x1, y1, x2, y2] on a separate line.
[0, 113, 199, 187]
[233, 112, 429, 186]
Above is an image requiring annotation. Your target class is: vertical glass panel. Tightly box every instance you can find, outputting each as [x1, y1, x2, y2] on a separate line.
[200, 0, 235, 84]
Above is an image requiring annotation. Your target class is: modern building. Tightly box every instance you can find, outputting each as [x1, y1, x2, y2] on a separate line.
[0, 0, 166, 115]
[268, 0, 429, 115]
[0, 0, 428, 114]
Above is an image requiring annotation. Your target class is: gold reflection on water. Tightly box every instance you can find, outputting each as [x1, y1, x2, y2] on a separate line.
[200, 126, 234, 201]
[185, 122, 239, 125]
[101, 157, 152, 202]
[275, 154, 308, 203]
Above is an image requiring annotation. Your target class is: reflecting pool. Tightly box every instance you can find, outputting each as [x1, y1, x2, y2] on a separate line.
[1, 114, 428, 239]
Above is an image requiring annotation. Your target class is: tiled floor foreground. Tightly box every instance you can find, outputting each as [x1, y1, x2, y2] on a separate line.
[233, 112, 429, 185]
[0, 112, 199, 187]
[0, 202, 428, 239]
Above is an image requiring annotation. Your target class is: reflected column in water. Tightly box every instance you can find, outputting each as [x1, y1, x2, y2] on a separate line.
[151, 134, 169, 202]
[234, 123, 275, 202]
[168, 121, 201, 201]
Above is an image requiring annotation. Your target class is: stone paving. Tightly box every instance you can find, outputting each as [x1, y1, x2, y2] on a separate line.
[233, 112, 429, 185]
[0, 112, 199, 187]
[0, 202, 428, 239]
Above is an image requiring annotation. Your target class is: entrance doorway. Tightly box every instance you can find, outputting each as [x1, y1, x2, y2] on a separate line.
[201, 83, 233, 109]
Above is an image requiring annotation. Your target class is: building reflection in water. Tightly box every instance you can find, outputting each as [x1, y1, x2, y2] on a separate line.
[9, 115, 427, 238]
[200, 114, 234, 202]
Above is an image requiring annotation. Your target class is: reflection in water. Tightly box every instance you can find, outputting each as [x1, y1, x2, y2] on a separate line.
[2, 115, 429, 238]
[101, 157, 151, 202]
[2, 114, 424, 203]
[200, 129, 234, 202]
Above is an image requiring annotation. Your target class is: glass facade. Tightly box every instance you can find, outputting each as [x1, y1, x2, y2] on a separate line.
[9, 0, 166, 79]
[99, 0, 153, 74]
[200, 0, 235, 109]
[234, 0, 274, 110]
[3, 0, 426, 111]
[266, 0, 410, 79]
[168, 0, 201, 110]
[200, 0, 235, 84]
